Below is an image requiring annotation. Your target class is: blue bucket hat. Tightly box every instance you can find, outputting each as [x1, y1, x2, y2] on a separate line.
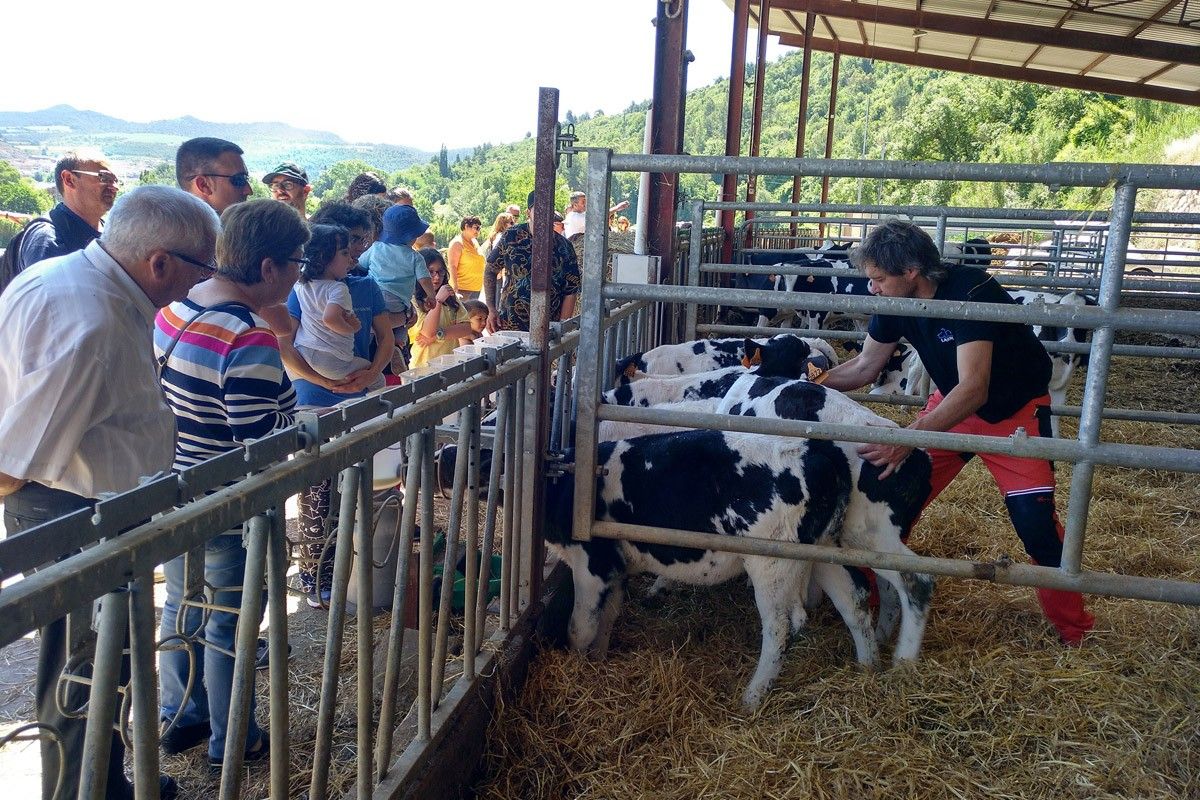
[379, 204, 429, 246]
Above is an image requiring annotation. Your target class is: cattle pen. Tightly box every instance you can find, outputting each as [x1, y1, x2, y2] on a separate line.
[3, 91, 1200, 800]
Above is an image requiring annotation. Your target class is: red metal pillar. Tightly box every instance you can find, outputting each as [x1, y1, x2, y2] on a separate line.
[790, 11, 816, 206]
[720, 0, 749, 263]
[648, 0, 689, 288]
[819, 51, 840, 238]
[744, 0, 770, 239]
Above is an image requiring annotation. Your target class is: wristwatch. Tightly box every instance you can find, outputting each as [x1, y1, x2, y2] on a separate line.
[435, 328, 446, 342]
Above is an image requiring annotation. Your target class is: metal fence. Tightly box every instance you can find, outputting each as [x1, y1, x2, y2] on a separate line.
[0, 300, 651, 800]
[572, 150, 1200, 611]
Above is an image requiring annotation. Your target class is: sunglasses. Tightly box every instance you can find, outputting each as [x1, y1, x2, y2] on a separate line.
[70, 169, 119, 186]
[170, 251, 217, 278]
[192, 172, 252, 188]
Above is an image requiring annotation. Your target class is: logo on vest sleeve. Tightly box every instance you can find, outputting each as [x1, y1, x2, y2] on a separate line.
[937, 327, 955, 343]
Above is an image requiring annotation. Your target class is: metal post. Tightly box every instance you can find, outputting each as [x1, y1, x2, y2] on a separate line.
[648, 0, 688, 294]
[309, 465, 361, 800]
[499, 385, 517, 629]
[127, 574, 161, 800]
[476, 389, 509, 641]
[417, 428, 436, 740]
[1062, 183, 1135, 572]
[790, 11, 816, 207]
[79, 587, 127, 800]
[721, 0, 750, 263]
[374, 432, 423, 780]
[819, 51, 841, 232]
[265, 508, 290, 800]
[573, 149, 613, 542]
[355, 458, 374, 800]
[512, 376, 528, 614]
[462, 403, 483, 678]
[551, 352, 569, 448]
[935, 215, 948, 252]
[433, 405, 474, 700]
[685, 200, 705, 341]
[219, 514, 269, 800]
[746, 0, 770, 218]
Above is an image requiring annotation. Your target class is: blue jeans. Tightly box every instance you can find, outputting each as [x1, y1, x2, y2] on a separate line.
[158, 530, 264, 760]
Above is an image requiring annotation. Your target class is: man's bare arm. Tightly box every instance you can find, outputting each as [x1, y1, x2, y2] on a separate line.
[0, 470, 28, 499]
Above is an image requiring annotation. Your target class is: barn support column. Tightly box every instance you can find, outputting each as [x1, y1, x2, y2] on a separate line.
[720, 0, 750, 263]
[744, 0, 771, 230]
[790, 11, 816, 207]
[818, 51, 840, 237]
[648, 0, 689, 305]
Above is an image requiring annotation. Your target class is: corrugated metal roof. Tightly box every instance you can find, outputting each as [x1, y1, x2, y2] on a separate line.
[729, 0, 1200, 105]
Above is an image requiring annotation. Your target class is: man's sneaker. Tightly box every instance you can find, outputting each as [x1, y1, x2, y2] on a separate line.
[306, 589, 332, 609]
[160, 719, 210, 755]
[254, 638, 292, 670]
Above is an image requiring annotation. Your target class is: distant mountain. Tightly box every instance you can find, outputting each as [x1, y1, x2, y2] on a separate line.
[0, 104, 343, 144]
[0, 105, 443, 179]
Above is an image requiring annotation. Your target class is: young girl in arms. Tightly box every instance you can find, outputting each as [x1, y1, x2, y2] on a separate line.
[293, 224, 384, 390]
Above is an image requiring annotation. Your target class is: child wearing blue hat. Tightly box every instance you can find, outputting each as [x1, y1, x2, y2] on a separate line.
[359, 204, 437, 334]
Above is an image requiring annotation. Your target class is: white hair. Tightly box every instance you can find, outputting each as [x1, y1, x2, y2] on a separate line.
[102, 185, 220, 263]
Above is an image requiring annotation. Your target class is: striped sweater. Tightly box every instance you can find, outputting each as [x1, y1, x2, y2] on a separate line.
[155, 300, 296, 471]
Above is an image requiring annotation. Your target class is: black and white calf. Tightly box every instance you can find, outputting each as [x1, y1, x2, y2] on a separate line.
[739, 243, 873, 332]
[716, 374, 936, 658]
[615, 334, 837, 382]
[545, 429, 885, 708]
[606, 335, 834, 406]
[1008, 289, 1094, 437]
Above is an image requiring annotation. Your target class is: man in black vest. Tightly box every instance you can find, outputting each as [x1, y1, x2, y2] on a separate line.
[822, 219, 1094, 646]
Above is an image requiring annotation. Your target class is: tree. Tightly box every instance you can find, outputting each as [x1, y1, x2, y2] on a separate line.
[438, 145, 450, 178]
[138, 162, 176, 186]
[0, 160, 53, 214]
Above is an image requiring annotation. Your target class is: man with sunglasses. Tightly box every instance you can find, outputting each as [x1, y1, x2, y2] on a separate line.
[263, 162, 312, 218]
[11, 148, 118, 273]
[176, 136, 253, 213]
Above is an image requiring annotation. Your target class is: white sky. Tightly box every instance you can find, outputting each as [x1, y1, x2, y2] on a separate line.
[5, 0, 787, 151]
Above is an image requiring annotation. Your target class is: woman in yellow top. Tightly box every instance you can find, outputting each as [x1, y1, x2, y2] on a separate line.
[409, 248, 488, 368]
[447, 216, 485, 298]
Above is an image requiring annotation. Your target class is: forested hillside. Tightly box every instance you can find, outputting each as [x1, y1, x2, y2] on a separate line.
[328, 50, 1199, 241]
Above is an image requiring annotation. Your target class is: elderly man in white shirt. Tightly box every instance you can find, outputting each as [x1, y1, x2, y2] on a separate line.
[0, 185, 219, 800]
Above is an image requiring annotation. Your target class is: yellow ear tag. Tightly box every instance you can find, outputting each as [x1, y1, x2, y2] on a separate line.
[807, 275, 815, 284]
[623, 362, 638, 379]
[808, 362, 828, 384]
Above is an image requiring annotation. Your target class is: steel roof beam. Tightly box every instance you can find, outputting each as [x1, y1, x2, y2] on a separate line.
[778, 33, 1200, 105]
[769, 0, 1200, 67]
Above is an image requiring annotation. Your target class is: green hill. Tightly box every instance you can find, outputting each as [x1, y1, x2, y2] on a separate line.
[364, 51, 1200, 241]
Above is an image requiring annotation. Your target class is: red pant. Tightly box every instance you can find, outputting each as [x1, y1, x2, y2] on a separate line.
[919, 391, 1094, 644]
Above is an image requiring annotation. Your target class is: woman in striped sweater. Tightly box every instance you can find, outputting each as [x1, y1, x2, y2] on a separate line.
[154, 200, 309, 765]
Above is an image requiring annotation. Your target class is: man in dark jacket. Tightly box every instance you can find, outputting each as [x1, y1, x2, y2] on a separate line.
[13, 149, 117, 271]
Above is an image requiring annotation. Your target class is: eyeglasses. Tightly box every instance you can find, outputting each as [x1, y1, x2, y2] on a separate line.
[287, 257, 310, 267]
[170, 251, 217, 278]
[270, 180, 301, 193]
[429, 270, 447, 278]
[349, 233, 373, 248]
[71, 169, 119, 186]
[190, 172, 252, 188]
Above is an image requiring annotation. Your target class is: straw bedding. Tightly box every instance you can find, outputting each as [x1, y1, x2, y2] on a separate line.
[475, 348, 1200, 800]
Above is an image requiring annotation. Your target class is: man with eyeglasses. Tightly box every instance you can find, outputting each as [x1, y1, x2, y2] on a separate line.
[263, 162, 311, 218]
[11, 148, 119, 274]
[176, 136, 253, 214]
[0, 185, 220, 800]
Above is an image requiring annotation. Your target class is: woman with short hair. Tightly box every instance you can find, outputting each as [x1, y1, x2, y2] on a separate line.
[154, 199, 309, 765]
